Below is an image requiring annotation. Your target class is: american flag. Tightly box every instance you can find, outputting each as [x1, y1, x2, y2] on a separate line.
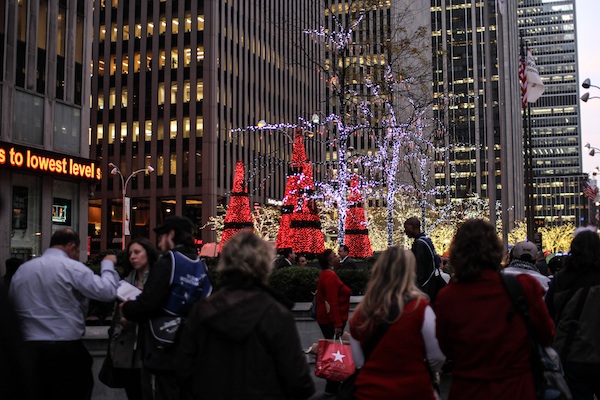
[583, 180, 599, 201]
[519, 50, 528, 108]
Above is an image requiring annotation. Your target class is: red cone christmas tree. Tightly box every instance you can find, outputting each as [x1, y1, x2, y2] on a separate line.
[219, 161, 254, 252]
[276, 129, 308, 249]
[344, 174, 373, 258]
[290, 157, 325, 255]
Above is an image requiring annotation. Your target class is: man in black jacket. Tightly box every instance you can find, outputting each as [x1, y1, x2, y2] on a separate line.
[122, 216, 212, 400]
[337, 245, 358, 270]
[404, 217, 442, 300]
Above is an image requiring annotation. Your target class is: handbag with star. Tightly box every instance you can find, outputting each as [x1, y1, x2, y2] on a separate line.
[315, 338, 356, 382]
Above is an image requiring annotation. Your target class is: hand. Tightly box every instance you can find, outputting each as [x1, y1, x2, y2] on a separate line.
[103, 254, 117, 264]
[334, 327, 343, 338]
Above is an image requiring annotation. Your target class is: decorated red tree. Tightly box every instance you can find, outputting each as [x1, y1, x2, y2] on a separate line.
[290, 158, 325, 255]
[219, 161, 254, 252]
[276, 129, 308, 249]
[344, 174, 373, 258]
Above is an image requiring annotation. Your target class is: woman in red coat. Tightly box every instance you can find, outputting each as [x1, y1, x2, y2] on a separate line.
[316, 249, 352, 395]
[349, 246, 445, 400]
[435, 219, 555, 400]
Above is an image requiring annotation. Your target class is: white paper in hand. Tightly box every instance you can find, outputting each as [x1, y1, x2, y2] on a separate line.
[117, 280, 142, 301]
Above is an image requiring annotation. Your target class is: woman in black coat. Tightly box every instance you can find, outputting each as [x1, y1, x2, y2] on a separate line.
[176, 231, 315, 400]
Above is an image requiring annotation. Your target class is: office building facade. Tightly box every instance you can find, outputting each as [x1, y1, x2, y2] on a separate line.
[90, 0, 322, 251]
[518, 0, 586, 227]
[0, 0, 97, 271]
[430, 0, 526, 232]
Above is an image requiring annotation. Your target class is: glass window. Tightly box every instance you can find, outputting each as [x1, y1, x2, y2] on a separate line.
[197, 46, 204, 61]
[171, 49, 178, 68]
[144, 120, 152, 140]
[170, 83, 177, 104]
[184, 12, 192, 32]
[172, 18, 179, 35]
[198, 15, 204, 31]
[120, 122, 127, 142]
[158, 82, 165, 105]
[109, 88, 116, 109]
[196, 117, 203, 137]
[197, 81, 203, 101]
[159, 16, 167, 35]
[54, 103, 81, 154]
[52, 180, 79, 232]
[108, 123, 116, 144]
[11, 175, 42, 259]
[170, 120, 177, 139]
[170, 154, 177, 175]
[13, 91, 43, 145]
[98, 93, 104, 109]
[183, 117, 190, 138]
[133, 121, 140, 142]
[97, 125, 104, 143]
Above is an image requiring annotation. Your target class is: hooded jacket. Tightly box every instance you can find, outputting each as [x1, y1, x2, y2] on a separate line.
[176, 276, 315, 400]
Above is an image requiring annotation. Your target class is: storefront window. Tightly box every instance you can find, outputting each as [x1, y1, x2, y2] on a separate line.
[52, 180, 79, 233]
[11, 174, 42, 260]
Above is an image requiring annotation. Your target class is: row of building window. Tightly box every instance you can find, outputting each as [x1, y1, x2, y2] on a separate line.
[98, 14, 204, 43]
[95, 80, 203, 110]
[95, 117, 203, 144]
[97, 47, 205, 76]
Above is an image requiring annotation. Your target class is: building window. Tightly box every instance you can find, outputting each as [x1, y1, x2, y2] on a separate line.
[11, 175, 42, 259]
[54, 103, 81, 154]
[13, 91, 44, 145]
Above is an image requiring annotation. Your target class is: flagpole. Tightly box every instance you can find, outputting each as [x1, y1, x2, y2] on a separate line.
[520, 33, 535, 241]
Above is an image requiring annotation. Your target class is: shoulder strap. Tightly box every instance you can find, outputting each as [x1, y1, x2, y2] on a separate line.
[500, 273, 539, 342]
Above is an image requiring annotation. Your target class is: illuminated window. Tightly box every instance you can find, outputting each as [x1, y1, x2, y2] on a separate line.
[97, 125, 104, 143]
[197, 81, 203, 101]
[158, 83, 165, 105]
[170, 120, 177, 139]
[184, 12, 192, 32]
[133, 121, 140, 142]
[198, 15, 204, 31]
[159, 16, 166, 35]
[171, 49, 178, 68]
[170, 154, 177, 175]
[144, 121, 152, 140]
[196, 117, 203, 137]
[147, 22, 154, 36]
[108, 123, 116, 144]
[170, 83, 177, 104]
[120, 122, 127, 142]
[197, 46, 204, 61]
[172, 18, 179, 34]
[183, 117, 190, 138]
[109, 88, 116, 109]
[98, 94, 104, 110]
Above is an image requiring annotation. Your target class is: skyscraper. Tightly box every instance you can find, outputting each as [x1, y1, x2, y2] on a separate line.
[90, 1, 322, 250]
[518, 0, 586, 227]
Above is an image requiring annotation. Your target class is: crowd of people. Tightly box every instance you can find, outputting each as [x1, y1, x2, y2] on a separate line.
[1, 216, 600, 400]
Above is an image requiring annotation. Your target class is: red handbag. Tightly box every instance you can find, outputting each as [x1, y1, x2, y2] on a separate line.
[315, 338, 356, 382]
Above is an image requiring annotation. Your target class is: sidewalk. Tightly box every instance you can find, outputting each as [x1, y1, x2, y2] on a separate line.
[309, 371, 451, 399]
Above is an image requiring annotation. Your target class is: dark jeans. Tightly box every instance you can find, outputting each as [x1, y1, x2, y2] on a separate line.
[23, 340, 93, 400]
[318, 323, 346, 394]
[564, 362, 600, 400]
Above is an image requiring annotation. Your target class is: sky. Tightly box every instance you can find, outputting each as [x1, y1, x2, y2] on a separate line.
[576, 0, 600, 174]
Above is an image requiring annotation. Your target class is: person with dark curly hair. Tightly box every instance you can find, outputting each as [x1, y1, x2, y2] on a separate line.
[546, 230, 600, 399]
[435, 219, 554, 399]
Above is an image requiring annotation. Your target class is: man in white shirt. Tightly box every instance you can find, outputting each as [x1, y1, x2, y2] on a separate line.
[9, 228, 118, 400]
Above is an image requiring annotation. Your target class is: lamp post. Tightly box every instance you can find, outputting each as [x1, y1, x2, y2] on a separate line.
[585, 143, 600, 157]
[108, 162, 155, 249]
[581, 78, 600, 102]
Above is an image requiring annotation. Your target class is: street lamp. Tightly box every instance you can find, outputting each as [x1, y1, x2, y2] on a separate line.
[581, 78, 600, 102]
[108, 162, 155, 249]
[585, 143, 600, 157]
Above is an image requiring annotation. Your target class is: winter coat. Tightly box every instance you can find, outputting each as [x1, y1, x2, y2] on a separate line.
[435, 270, 554, 400]
[176, 277, 315, 400]
[316, 269, 351, 328]
[547, 268, 600, 363]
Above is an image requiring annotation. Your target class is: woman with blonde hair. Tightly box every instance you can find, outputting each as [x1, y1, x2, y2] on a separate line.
[176, 231, 315, 400]
[349, 246, 445, 399]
